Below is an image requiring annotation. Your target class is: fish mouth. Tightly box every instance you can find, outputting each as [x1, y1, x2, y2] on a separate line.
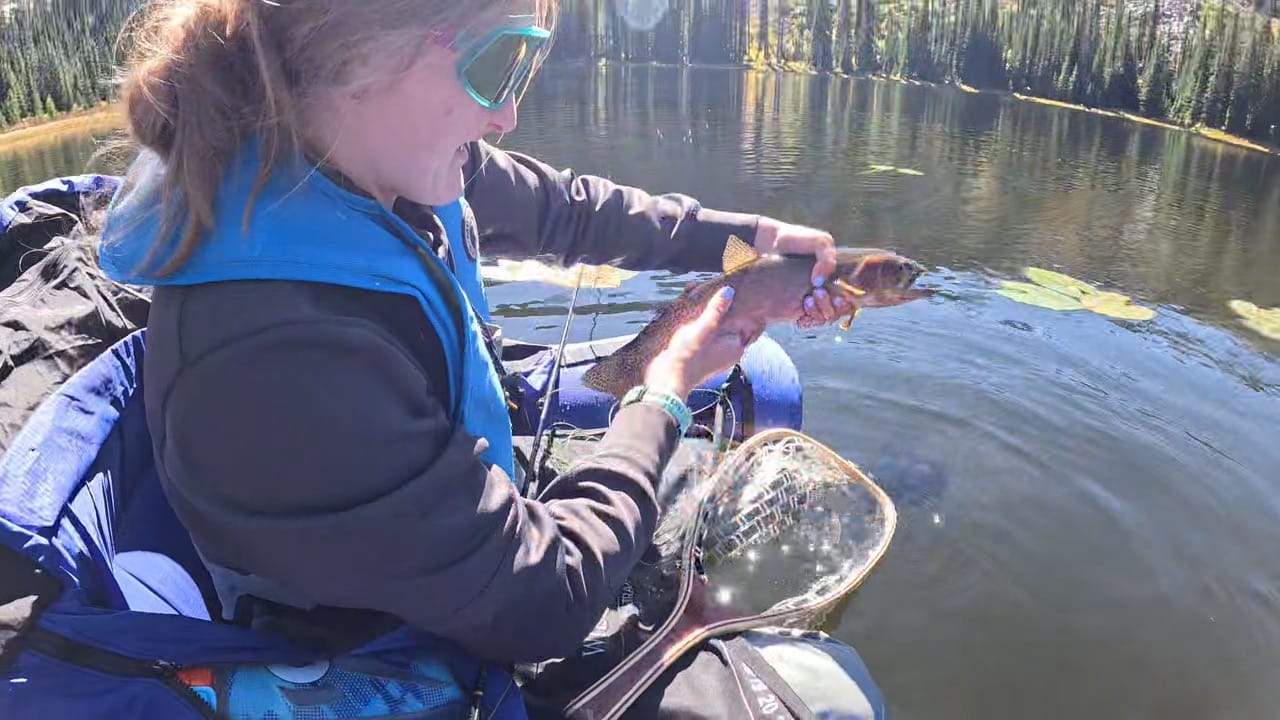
[906, 260, 927, 284]
[896, 258, 929, 289]
[896, 259, 937, 300]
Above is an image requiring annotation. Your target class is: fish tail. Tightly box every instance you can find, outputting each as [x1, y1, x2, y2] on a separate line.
[582, 282, 710, 398]
[581, 339, 651, 399]
[580, 357, 619, 397]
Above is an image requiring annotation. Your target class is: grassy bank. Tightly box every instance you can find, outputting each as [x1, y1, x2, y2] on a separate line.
[951, 81, 1273, 155]
[1007, 92, 1276, 154]
[0, 104, 122, 152]
[742, 62, 1278, 156]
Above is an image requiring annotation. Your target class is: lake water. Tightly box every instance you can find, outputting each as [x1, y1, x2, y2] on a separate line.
[4, 64, 1279, 720]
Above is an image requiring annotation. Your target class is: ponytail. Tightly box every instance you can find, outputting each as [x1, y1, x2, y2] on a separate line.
[116, 0, 299, 275]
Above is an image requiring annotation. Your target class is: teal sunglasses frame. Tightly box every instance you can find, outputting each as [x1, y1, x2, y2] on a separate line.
[454, 25, 552, 110]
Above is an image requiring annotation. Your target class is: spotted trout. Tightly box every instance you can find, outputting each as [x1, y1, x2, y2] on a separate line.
[582, 236, 931, 399]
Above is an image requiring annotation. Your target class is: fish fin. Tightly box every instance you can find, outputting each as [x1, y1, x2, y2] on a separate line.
[722, 235, 761, 275]
[580, 360, 616, 396]
[833, 278, 867, 297]
[840, 308, 859, 331]
[582, 332, 656, 399]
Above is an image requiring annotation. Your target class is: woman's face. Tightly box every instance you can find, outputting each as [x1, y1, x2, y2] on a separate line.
[313, 9, 543, 207]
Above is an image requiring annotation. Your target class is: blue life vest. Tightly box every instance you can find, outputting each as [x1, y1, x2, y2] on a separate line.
[98, 139, 515, 479]
[94, 139, 526, 719]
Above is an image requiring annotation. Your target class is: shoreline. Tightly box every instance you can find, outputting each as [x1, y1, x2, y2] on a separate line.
[628, 57, 1280, 157]
[0, 105, 124, 151]
[754, 61, 1279, 156]
[3, 66, 1277, 158]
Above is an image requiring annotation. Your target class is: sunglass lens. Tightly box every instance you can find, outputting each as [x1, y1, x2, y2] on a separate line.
[464, 33, 539, 106]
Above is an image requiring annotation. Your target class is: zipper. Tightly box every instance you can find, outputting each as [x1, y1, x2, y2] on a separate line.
[23, 625, 218, 719]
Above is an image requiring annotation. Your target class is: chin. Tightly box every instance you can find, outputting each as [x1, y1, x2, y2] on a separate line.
[410, 174, 465, 207]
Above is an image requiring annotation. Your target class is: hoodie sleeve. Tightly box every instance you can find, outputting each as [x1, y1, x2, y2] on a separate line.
[156, 315, 683, 664]
[462, 139, 761, 274]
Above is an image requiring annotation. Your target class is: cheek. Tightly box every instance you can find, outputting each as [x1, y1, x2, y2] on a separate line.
[433, 82, 490, 139]
[360, 96, 453, 170]
[403, 80, 482, 154]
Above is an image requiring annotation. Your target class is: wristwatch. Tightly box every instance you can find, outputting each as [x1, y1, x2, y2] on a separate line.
[621, 385, 693, 436]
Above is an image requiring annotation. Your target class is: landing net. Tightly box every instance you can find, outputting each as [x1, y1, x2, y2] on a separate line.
[651, 428, 897, 625]
[532, 387, 895, 628]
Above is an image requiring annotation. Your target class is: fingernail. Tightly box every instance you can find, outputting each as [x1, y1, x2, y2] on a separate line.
[804, 297, 815, 310]
[722, 287, 735, 301]
[834, 296, 845, 308]
[813, 276, 825, 287]
[814, 288, 827, 300]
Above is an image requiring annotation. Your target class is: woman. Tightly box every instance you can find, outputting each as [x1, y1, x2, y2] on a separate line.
[95, 0, 857, 716]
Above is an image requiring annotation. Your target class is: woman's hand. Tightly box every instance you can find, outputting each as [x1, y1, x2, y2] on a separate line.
[644, 287, 756, 400]
[752, 217, 854, 329]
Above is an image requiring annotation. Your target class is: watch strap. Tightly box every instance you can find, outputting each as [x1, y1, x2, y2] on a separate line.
[620, 385, 692, 435]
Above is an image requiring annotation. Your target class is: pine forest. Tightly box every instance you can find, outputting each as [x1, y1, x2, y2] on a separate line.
[2, 0, 1278, 147]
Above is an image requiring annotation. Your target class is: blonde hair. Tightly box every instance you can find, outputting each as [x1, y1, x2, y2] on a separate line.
[112, 0, 558, 275]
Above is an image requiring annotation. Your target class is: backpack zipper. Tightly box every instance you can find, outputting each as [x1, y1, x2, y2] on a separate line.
[22, 625, 217, 719]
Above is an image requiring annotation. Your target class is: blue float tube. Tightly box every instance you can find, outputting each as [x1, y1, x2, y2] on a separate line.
[0, 173, 120, 236]
[501, 332, 803, 442]
[0, 329, 523, 719]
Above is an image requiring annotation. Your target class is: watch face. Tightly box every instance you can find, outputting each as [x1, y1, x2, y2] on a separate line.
[616, 0, 669, 32]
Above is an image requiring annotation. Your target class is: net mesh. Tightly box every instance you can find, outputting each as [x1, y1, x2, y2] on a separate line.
[651, 429, 896, 626]
[535, 418, 895, 631]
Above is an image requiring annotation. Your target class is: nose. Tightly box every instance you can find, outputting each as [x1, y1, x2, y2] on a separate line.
[488, 98, 518, 135]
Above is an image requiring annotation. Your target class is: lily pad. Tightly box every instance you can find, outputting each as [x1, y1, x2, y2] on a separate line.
[1228, 299, 1280, 340]
[481, 259, 637, 289]
[1023, 267, 1097, 299]
[994, 281, 1084, 311]
[1081, 292, 1157, 320]
[995, 267, 1156, 321]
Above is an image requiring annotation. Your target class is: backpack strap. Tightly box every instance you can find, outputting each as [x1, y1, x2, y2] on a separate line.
[0, 545, 61, 670]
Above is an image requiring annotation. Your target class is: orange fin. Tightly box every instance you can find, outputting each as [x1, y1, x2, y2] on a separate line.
[839, 308, 859, 331]
[722, 235, 761, 274]
[833, 278, 867, 297]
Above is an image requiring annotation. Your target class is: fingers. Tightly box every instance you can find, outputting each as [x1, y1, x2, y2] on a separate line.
[802, 287, 842, 323]
[669, 286, 735, 350]
[811, 237, 837, 286]
[799, 284, 860, 329]
[708, 286, 735, 318]
[692, 286, 735, 333]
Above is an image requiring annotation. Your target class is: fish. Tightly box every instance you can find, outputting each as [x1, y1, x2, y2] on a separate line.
[581, 235, 932, 398]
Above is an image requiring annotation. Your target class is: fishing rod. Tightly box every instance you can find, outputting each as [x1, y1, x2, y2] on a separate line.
[524, 265, 585, 498]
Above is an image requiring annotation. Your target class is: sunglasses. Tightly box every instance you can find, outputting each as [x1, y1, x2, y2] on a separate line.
[452, 22, 552, 110]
